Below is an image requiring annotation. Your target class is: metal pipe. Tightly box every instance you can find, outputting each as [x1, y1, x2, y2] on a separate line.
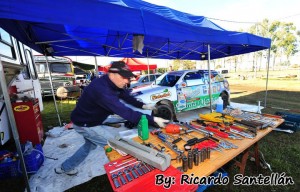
[264, 48, 271, 108]
[44, 55, 61, 126]
[146, 49, 150, 82]
[207, 44, 213, 112]
[94, 56, 99, 79]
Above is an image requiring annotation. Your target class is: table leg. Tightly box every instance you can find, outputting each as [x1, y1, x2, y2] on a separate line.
[234, 142, 261, 174]
[253, 142, 260, 168]
[234, 149, 249, 175]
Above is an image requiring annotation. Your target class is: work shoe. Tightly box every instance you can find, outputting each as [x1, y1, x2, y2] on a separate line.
[55, 167, 78, 176]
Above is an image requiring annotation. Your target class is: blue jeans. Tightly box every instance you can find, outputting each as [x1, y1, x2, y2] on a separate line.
[61, 124, 113, 172]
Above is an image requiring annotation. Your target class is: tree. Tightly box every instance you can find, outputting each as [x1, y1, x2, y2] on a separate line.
[172, 60, 196, 71]
[278, 22, 298, 63]
[249, 19, 298, 69]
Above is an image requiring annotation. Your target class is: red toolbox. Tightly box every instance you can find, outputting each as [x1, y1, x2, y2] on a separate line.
[104, 155, 197, 192]
[12, 99, 44, 144]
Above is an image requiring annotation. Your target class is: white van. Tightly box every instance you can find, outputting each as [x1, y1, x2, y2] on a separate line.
[216, 68, 229, 78]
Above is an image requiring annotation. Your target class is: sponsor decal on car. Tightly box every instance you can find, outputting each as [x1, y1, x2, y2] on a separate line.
[174, 94, 220, 112]
[150, 89, 171, 101]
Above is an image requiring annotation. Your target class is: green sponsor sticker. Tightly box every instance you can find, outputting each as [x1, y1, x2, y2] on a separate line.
[174, 94, 219, 112]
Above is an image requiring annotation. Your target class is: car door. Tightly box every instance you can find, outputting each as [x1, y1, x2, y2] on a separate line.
[177, 71, 208, 111]
[202, 70, 225, 104]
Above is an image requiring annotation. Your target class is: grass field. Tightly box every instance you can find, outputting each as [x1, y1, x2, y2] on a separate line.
[1, 70, 300, 192]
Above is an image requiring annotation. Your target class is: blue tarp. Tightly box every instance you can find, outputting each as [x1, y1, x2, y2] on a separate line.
[0, 0, 271, 60]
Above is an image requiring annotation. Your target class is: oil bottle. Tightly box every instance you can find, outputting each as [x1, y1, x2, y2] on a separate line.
[138, 115, 149, 140]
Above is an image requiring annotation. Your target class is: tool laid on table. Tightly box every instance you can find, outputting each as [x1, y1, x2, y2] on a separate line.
[234, 119, 265, 129]
[184, 122, 238, 149]
[194, 140, 219, 151]
[143, 142, 166, 152]
[151, 129, 182, 144]
[199, 112, 234, 124]
[156, 133, 184, 161]
[108, 136, 171, 171]
[196, 119, 250, 139]
[229, 128, 255, 139]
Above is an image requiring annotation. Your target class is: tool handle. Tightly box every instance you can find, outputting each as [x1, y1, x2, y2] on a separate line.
[197, 137, 208, 143]
[194, 140, 217, 150]
[189, 121, 203, 128]
[208, 136, 219, 142]
[172, 138, 182, 144]
[186, 138, 198, 145]
[157, 133, 166, 142]
[230, 125, 244, 132]
[205, 126, 228, 138]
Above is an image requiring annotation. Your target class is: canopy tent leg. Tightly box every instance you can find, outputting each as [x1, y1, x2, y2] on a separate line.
[0, 57, 31, 192]
[94, 56, 99, 78]
[207, 44, 213, 112]
[264, 48, 271, 108]
[44, 55, 62, 126]
[146, 49, 150, 82]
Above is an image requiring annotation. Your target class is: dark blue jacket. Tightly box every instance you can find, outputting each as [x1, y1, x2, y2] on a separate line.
[71, 74, 154, 127]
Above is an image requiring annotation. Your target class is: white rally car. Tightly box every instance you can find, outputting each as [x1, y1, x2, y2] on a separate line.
[130, 69, 230, 120]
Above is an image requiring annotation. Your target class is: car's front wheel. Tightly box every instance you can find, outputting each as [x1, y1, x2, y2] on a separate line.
[152, 104, 174, 121]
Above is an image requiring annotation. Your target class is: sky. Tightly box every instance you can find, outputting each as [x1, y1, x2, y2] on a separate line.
[72, 0, 300, 66]
[145, 0, 300, 31]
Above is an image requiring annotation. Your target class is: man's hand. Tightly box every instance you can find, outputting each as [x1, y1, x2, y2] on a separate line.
[154, 117, 169, 128]
[142, 103, 156, 110]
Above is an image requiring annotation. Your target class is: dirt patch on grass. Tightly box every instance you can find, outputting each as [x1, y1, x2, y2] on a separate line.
[229, 78, 300, 101]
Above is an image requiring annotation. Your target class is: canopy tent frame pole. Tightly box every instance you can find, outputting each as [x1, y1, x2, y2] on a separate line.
[264, 48, 271, 108]
[104, 33, 129, 56]
[207, 44, 213, 112]
[146, 49, 150, 82]
[0, 57, 31, 192]
[94, 56, 99, 78]
[45, 55, 62, 126]
[45, 44, 103, 56]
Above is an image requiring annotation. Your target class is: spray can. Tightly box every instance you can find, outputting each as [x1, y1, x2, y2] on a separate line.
[138, 115, 149, 140]
[216, 97, 223, 113]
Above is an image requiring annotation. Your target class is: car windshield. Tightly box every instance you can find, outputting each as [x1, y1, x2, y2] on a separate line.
[156, 74, 180, 87]
[51, 63, 72, 73]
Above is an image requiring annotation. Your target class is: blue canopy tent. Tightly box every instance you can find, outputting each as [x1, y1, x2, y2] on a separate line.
[0, 0, 271, 59]
[0, 0, 272, 191]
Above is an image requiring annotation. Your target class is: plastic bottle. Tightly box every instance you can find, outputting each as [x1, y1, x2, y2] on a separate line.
[138, 115, 149, 140]
[216, 97, 223, 113]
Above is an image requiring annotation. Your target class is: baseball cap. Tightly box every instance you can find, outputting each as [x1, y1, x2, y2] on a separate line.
[108, 61, 134, 78]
